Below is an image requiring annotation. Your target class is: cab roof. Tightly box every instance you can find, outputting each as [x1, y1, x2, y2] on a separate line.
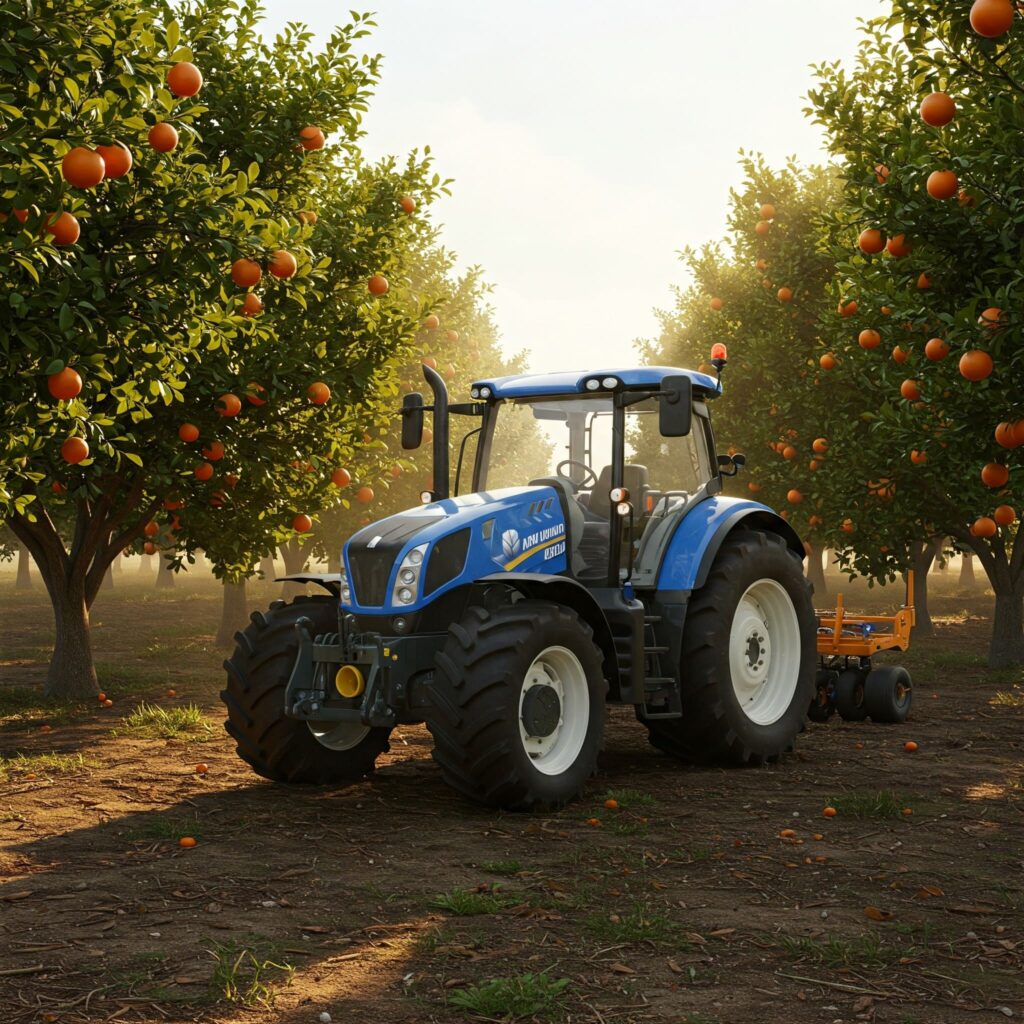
[470, 366, 721, 401]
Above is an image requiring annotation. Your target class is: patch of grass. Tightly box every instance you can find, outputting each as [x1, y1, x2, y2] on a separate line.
[825, 789, 906, 818]
[602, 787, 658, 809]
[207, 943, 293, 1007]
[0, 686, 86, 725]
[447, 973, 570, 1020]
[480, 859, 523, 876]
[0, 751, 97, 782]
[116, 701, 211, 740]
[920, 650, 986, 671]
[991, 689, 1024, 708]
[779, 932, 906, 969]
[411, 925, 447, 956]
[585, 902, 679, 944]
[429, 888, 512, 916]
[124, 814, 203, 842]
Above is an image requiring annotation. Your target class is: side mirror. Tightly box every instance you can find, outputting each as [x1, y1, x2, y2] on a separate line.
[659, 375, 692, 437]
[717, 452, 746, 477]
[401, 392, 425, 450]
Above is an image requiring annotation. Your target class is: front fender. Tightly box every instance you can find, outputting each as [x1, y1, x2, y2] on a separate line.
[656, 497, 804, 592]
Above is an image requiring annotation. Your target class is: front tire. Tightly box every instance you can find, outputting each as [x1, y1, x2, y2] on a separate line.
[221, 596, 391, 784]
[427, 600, 606, 810]
[643, 530, 816, 764]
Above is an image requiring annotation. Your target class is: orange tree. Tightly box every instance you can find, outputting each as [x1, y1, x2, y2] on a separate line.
[0, 0, 441, 695]
[806, 0, 1024, 666]
[641, 158, 845, 596]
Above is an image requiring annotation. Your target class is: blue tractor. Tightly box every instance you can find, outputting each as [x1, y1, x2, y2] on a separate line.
[222, 358, 816, 810]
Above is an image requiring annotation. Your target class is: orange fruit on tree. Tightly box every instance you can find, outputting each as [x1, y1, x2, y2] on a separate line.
[927, 170, 958, 200]
[143, 520, 159, 537]
[399, 194, 416, 213]
[919, 91, 956, 126]
[858, 328, 881, 349]
[144, 540, 156, 555]
[858, 228, 886, 253]
[331, 467, 352, 488]
[223, 474, 238, 489]
[755, 219, 770, 235]
[445, 329, 460, 343]
[886, 233, 912, 258]
[44, 211, 80, 246]
[812, 438, 828, 454]
[52, 481, 66, 494]
[958, 189, 976, 207]
[747, 481, 761, 493]
[307, 381, 331, 405]
[201, 440, 224, 462]
[910, 449, 928, 464]
[148, 122, 178, 152]
[167, 61, 203, 97]
[787, 489, 803, 504]
[389, 464, 402, 478]
[710, 296, 724, 311]
[924, 337, 949, 360]
[978, 307, 1005, 330]
[245, 383, 266, 406]
[299, 125, 325, 150]
[841, 518, 855, 534]
[268, 250, 297, 279]
[367, 274, 389, 295]
[48, 367, 82, 400]
[994, 504, 1017, 526]
[917, 273, 933, 290]
[839, 299, 858, 317]
[423, 314, 440, 330]
[900, 379, 921, 401]
[217, 393, 242, 417]
[96, 141, 133, 179]
[874, 163, 890, 184]
[892, 345, 908, 364]
[292, 513, 313, 533]
[61, 436, 89, 464]
[959, 350, 993, 381]
[241, 293, 263, 317]
[194, 461, 214, 481]
[981, 462, 1009, 488]
[356, 485, 374, 503]
[178, 422, 199, 443]
[995, 421, 1019, 448]
[759, 202, 776, 219]
[819, 353, 837, 370]
[972, 516, 998, 537]
[970, 0, 1015, 37]
[61, 147, 105, 188]
[880, 305, 892, 315]
[808, 514, 822, 527]
[777, 287, 793, 303]
[231, 258, 261, 288]
[809, 458, 821, 470]
[782, 445, 797, 460]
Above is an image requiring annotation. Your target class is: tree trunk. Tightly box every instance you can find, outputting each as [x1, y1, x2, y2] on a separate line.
[989, 585, 1024, 667]
[804, 542, 828, 601]
[46, 583, 99, 698]
[155, 555, 176, 588]
[934, 538, 949, 572]
[217, 577, 249, 646]
[909, 540, 936, 637]
[139, 552, 154, 574]
[959, 551, 976, 588]
[110, 550, 122, 575]
[259, 554, 277, 581]
[16, 542, 32, 590]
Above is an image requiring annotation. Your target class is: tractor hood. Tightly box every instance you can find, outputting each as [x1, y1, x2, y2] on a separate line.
[341, 486, 568, 614]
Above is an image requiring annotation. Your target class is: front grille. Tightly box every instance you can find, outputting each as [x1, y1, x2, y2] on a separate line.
[347, 548, 393, 606]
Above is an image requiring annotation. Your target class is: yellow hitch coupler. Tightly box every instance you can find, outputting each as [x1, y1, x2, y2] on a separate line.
[335, 664, 365, 699]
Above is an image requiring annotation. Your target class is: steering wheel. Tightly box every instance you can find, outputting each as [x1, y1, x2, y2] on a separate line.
[556, 459, 598, 490]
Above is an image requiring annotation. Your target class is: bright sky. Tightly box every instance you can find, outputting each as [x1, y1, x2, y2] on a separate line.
[259, 0, 886, 374]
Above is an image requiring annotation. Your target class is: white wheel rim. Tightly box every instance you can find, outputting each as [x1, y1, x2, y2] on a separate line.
[518, 645, 590, 776]
[729, 578, 801, 726]
[308, 720, 371, 751]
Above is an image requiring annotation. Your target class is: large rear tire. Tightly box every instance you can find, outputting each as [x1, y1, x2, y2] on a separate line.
[221, 596, 391, 783]
[427, 600, 605, 810]
[642, 530, 816, 764]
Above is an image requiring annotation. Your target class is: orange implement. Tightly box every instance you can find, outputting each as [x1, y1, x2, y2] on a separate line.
[816, 571, 915, 657]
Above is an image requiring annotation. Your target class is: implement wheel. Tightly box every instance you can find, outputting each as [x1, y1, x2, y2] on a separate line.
[834, 668, 868, 722]
[864, 665, 913, 724]
[808, 669, 837, 723]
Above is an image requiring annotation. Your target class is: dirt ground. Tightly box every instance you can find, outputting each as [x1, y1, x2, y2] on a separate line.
[0, 560, 1021, 1024]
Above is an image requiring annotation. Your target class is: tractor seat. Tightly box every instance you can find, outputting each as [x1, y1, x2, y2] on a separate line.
[587, 464, 650, 519]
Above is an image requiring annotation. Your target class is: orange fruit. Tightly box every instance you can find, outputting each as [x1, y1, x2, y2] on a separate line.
[194, 462, 214, 481]
[166, 688, 177, 697]
[331, 468, 352, 487]
[231, 259, 261, 288]
[892, 345, 908, 364]
[839, 299, 858, 318]
[52, 481, 66, 495]
[241, 293, 263, 317]
[148, 122, 178, 152]
[585, 817, 601, 827]
[61, 147, 105, 188]
[604, 798, 619, 810]
[994, 504, 1016, 526]
[423, 314, 440, 330]
[904, 740, 919, 753]
[874, 163, 890, 184]
[978, 307, 1005, 330]
[777, 287, 793, 303]
[217, 393, 242, 417]
[308, 381, 331, 405]
[787, 489, 803, 504]
[917, 273, 933, 290]
[759, 203, 776, 219]
[819, 353, 836, 370]
[972, 516, 997, 538]
[919, 92, 956, 126]
[299, 125, 325, 151]
[910, 449, 928, 464]
[44, 211, 80, 246]
[268, 250, 297, 279]
[710, 296, 724, 311]
[812, 438, 828, 454]
[103, 699, 113, 707]
[981, 462, 1009, 488]
[201, 440, 224, 462]
[782, 445, 797, 460]
[223, 474, 238, 489]
[756, 258, 768, 271]
[143, 520, 159, 537]
[61, 436, 89, 464]
[927, 170, 959, 200]
[881, 305, 892, 315]
[886, 233, 912, 258]
[995, 422, 1019, 449]
[399, 194, 416, 213]
[194, 763, 209, 774]
[822, 806, 837, 818]
[755, 220, 770, 235]
[779, 828, 797, 838]
[97, 692, 106, 702]
[292, 513, 313, 533]
[178, 423, 199, 443]
[96, 141, 133, 179]
[858, 329, 881, 349]
[924, 337, 949, 361]
[389, 464, 402, 478]
[48, 367, 82, 400]
[143, 541, 156, 555]
[367, 274, 389, 295]
[748, 481, 761, 493]
[959, 350, 993, 381]
[841, 519, 854, 534]
[178, 836, 198, 848]
[858, 228, 886, 254]
[298, 210, 318, 225]
[356, 486, 375, 504]
[445, 329, 460, 343]
[900, 380, 920, 401]
[245, 383, 267, 406]
[167, 61, 203, 97]
[970, 0, 1015, 37]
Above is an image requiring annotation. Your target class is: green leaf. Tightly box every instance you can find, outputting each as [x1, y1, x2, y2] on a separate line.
[43, 359, 64, 375]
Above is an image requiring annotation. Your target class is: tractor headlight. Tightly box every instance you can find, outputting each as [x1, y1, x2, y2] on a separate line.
[392, 544, 428, 607]
[339, 563, 352, 605]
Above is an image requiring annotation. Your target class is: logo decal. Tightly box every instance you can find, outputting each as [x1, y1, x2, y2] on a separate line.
[501, 528, 521, 559]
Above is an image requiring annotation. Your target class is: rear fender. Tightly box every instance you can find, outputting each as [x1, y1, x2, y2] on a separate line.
[656, 498, 804, 592]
